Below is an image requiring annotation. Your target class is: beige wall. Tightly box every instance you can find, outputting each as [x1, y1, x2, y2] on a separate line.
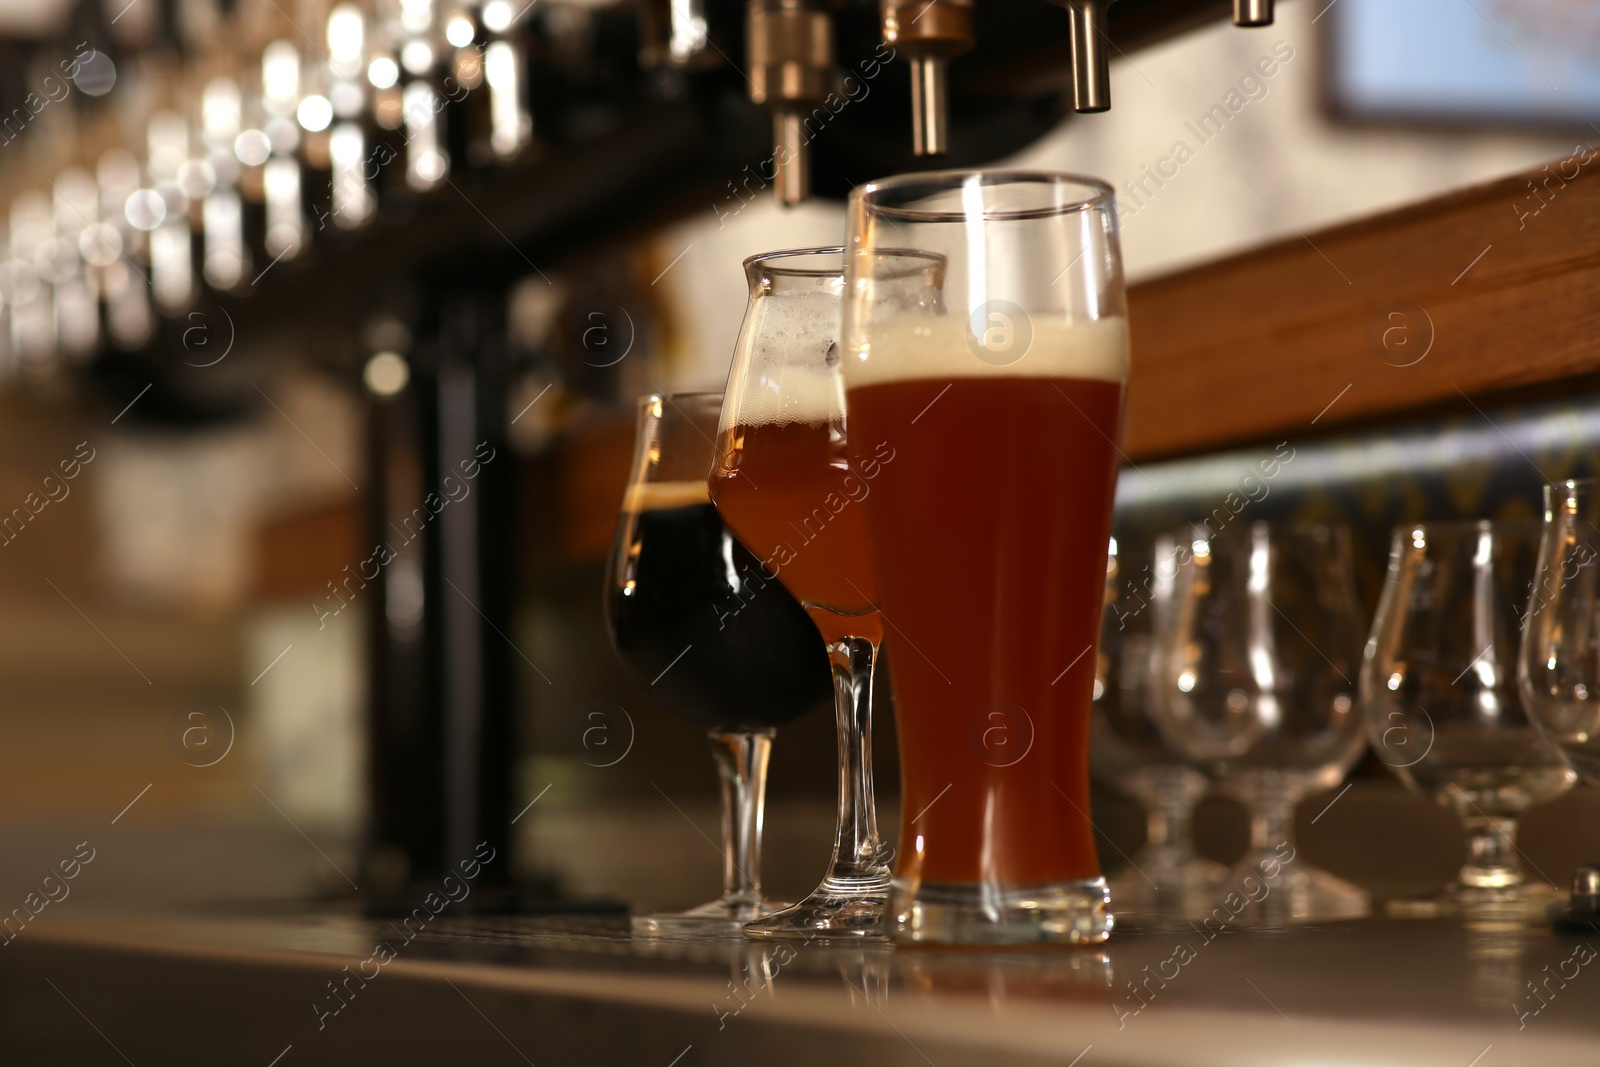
[646, 0, 1575, 393]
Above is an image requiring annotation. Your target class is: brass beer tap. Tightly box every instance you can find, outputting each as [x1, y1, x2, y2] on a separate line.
[881, 0, 974, 156]
[746, 0, 834, 205]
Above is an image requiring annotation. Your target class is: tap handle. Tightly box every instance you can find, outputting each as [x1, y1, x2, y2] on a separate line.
[747, 0, 833, 205]
[882, 0, 973, 156]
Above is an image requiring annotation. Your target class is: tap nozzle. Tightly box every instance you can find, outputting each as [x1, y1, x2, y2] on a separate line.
[882, 0, 974, 156]
[1063, 0, 1111, 113]
[1234, 0, 1272, 27]
[639, 0, 718, 69]
[747, 0, 833, 205]
[772, 111, 810, 204]
[910, 56, 947, 156]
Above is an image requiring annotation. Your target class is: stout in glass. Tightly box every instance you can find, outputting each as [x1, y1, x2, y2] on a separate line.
[604, 393, 829, 937]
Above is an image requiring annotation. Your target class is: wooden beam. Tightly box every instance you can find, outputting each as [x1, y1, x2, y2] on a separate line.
[1124, 148, 1600, 459]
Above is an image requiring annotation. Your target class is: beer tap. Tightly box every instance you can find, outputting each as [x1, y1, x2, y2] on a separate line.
[327, 2, 375, 229]
[145, 107, 197, 312]
[261, 38, 308, 259]
[639, 0, 718, 70]
[881, 0, 972, 156]
[1234, 0, 1272, 27]
[478, 0, 533, 160]
[201, 73, 251, 285]
[96, 150, 154, 349]
[51, 170, 101, 359]
[1057, 0, 1112, 113]
[8, 194, 55, 366]
[746, 0, 834, 206]
[399, 0, 451, 190]
[1053, 0, 1270, 114]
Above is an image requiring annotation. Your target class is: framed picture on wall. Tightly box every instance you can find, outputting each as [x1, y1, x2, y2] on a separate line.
[1325, 0, 1600, 130]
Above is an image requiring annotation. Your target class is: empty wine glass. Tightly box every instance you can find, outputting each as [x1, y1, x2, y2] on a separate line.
[1364, 520, 1574, 915]
[1519, 479, 1600, 924]
[1520, 480, 1600, 779]
[1091, 536, 1226, 917]
[1155, 520, 1370, 921]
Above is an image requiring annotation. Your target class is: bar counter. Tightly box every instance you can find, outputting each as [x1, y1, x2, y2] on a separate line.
[5, 907, 1597, 1065]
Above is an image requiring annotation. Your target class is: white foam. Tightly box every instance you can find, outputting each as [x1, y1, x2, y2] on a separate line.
[732, 366, 843, 427]
[843, 313, 1129, 387]
[728, 289, 845, 427]
[624, 480, 710, 512]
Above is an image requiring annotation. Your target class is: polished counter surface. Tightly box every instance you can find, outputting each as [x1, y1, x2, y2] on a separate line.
[3, 906, 1599, 1066]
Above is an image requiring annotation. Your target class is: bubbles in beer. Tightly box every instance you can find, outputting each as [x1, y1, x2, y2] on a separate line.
[733, 289, 845, 427]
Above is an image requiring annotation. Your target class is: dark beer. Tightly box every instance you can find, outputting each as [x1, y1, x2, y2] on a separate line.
[604, 481, 830, 731]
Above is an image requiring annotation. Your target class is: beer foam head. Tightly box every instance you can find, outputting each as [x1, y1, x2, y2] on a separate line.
[732, 289, 846, 426]
[733, 366, 844, 426]
[844, 312, 1129, 388]
[624, 479, 710, 513]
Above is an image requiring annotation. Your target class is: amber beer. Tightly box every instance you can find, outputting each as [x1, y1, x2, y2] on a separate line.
[844, 316, 1128, 892]
[710, 387, 889, 645]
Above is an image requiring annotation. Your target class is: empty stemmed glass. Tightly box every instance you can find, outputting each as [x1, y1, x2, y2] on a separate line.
[1521, 480, 1600, 778]
[1155, 520, 1370, 921]
[1364, 520, 1574, 915]
[1519, 479, 1600, 922]
[710, 246, 941, 939]
[604, 393, 831, 937]
[1091, 536, 1226, 917]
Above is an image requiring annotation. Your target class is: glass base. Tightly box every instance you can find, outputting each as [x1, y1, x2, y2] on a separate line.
[1221, 861, 1369, 925]
[1386, 880, 1565, 921]
[888, 878, 1113, 946]
[631, 896, 791, 939]
[744, 874, 891, 941]
[1110, 856, 1231, 921]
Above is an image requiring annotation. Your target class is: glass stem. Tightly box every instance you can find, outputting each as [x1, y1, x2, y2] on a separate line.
[1128, 766, 1208, 886]
[1461, 814, 1523, 890]
[709, 729, 774, 906]
[1248, 795, 1296, 879]
[821, 635, 890, 888]
[1147, 786, 1196, 867]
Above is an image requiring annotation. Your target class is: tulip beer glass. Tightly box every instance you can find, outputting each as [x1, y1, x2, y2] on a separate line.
[712, 247, 940, 939]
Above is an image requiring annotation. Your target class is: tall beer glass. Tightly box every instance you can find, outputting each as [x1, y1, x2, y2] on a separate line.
[841, 170, 1130, 945]
[711, 246, 941, 939]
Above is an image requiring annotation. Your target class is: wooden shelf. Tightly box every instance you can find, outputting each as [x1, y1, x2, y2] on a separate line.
[1124, 152, 1600, 459]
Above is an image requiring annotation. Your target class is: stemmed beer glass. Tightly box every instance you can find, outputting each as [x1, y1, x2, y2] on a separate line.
[1520, 480, 1600, 777]
[1155, 521, 1369, 921]
[1091, 537, 1227, 917]
[710, 247, 941, 939]
[1519, 479, 1600, 918]
[841, 170, 1131, 945]
[1364, 521, 1574, 913]
[604, 393, 831, 936]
